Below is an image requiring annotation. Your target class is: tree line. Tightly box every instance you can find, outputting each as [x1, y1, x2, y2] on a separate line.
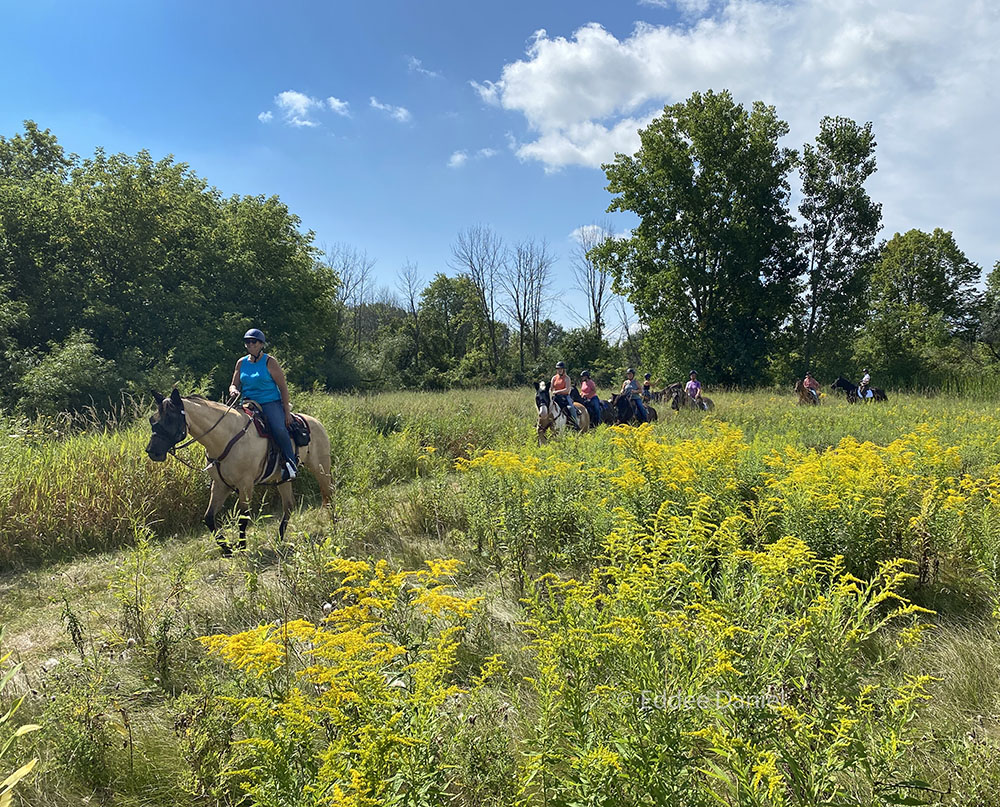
[1, 95, 998, 416]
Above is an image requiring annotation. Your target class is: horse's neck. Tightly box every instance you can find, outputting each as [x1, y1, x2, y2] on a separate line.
[183, 398, 244, 456]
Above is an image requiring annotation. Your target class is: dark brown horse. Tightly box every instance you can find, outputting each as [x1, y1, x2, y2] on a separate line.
[146, 389, 333, 554]
[831, 376, 888, 404]
[669, 383, 715, 411]
[794, 379, 820, 406]
[609, 393, 658, 425]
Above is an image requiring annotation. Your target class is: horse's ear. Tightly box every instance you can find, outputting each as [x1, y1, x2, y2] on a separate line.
[152, 390, 164, 406]
[170, 388, 183, 406]
[533, 381, 540, 391]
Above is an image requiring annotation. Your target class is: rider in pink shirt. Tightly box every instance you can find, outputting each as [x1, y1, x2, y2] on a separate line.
[803, 371, 820, 403]
[580, 370, 601, 426]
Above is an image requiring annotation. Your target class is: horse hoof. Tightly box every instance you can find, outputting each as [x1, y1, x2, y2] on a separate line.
[217, 541, 234, 558]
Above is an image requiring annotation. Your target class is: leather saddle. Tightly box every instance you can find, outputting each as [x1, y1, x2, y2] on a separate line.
[242, 403, 311, 445]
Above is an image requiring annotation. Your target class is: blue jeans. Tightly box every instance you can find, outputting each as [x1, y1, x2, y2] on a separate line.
[584, 397, 601, 425]
[633, 397, 649, 422]
[259, 400, 297, 465]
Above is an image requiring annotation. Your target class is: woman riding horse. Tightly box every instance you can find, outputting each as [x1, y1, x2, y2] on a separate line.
[231, 328, 297, 481]
[830, 376, 888, 403]
[534, 380, 589, 444]
[146, 388, 333, 555]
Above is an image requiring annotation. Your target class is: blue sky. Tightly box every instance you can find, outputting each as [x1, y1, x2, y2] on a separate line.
[3, 0, 998, 334]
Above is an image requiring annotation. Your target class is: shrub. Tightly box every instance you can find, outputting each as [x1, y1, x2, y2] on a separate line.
[196, 558, 501, 806]
[16, 329, 120, 416]
[518, 505, 935, 806]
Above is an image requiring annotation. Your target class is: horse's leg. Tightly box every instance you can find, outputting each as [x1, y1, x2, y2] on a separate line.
[234, 486, 253, 551]
[305, 447, 334, 510]
[205, 479, 233, 556]
[277, 482, 294, 540]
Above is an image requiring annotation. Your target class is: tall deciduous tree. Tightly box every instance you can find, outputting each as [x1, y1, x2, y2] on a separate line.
[797, 117, 882, 376]
[979, 261, 1000, 361]
[570, 223, 615, 342]
[397, 263, 423, 373]
[592, 90, 801, 384]
[450, 226, 505, 374]
[501, 238, 554, 373]
[855, 228, 981, 386]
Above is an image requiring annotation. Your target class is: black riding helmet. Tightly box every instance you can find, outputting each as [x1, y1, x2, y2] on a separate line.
[644, 373, 651, 379]
[581, 370, 591, 378]
[555, 360, 566, 369]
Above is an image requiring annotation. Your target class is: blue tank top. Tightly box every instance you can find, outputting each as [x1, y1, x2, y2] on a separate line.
[240, 354, 281, 403]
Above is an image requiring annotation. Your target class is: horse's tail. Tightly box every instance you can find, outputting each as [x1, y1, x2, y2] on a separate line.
[301, 415, 334, 507]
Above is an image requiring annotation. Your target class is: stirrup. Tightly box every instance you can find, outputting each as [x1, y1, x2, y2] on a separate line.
[282, 460, 297, 481]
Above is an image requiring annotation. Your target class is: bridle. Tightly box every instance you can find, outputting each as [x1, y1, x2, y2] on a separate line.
[153, 392, 242, 470]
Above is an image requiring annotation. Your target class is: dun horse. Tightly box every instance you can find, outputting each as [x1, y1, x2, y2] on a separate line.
[146, 388, 333, 554]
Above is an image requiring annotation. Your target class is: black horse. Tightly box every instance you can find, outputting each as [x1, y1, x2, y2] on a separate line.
[610, 393, 658, 425]
[831, 376, 888, 403]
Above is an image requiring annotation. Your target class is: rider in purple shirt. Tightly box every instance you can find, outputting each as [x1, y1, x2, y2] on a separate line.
[685, 371, 706, 410]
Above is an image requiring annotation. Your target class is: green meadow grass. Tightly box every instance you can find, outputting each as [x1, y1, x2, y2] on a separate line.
[2, 388, 1000, 804]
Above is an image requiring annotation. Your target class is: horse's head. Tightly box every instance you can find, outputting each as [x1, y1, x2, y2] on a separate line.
[830, 376, 852, 392]
[614, 393, 633, 420]
[146, 388, 187, 461]
[569, 385, 583, 404]
[534, 380, 551, 410]
[794, 379, 804, 393]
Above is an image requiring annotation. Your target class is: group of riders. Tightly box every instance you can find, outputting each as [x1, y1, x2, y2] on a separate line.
[548, 362, 708, 430]
[232, 326, 878, 472]
[799, 368, 874, 404]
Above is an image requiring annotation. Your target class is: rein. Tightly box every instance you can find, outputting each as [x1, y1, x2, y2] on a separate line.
[164, 393, 245, 478]
[173, 392, 241, 450]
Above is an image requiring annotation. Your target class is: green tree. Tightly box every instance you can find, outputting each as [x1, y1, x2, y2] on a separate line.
[593, 90, 800, 384]
[419, 274, 478, 373]
[979, 261, 1000, 362]
[16, 329, 119, 415]
[0, 121, 344, 410]
[855, 229, 981, 387]
[796, 117, 882, 378]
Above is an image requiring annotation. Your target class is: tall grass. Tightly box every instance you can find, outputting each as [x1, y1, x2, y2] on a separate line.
[5, 387, 1000, 804]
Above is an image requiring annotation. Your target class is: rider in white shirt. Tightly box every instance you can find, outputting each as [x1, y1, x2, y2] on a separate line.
[859, 369, 871, 398]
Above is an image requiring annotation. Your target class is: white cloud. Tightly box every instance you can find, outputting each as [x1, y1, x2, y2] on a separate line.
[569, 224, 631, 244]
[449, 147, 499, 168]
[408, 56, 442, 78]
[370, 97, 412, 123]
[475, 0, 1000, 268]
[570, 224, 609, 244]
[470, 79, 502, 105]
[275, 90, 324, 127]
[257, 110, 273, 123]
[638, 0, 714, 13]
[327, 96, 351, 117]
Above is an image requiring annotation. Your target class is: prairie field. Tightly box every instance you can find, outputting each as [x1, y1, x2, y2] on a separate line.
[3, 388, 1000, 806]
